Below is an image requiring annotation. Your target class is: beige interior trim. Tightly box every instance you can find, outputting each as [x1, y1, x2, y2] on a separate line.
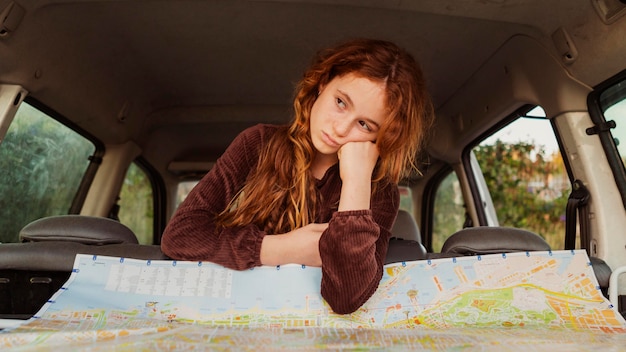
[81, 141, 141, 217]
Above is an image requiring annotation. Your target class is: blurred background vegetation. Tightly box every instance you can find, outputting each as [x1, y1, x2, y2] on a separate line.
[433, 140, 569, 251]
[476, 140, 569, 250]
[0, 104, 94, 243]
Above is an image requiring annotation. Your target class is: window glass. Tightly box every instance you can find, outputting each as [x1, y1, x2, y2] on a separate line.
[398, 186, 413, 214]
[432, 172, 465, 252]
[593, 77, 626, 214]
[473, 107, 570, 250]
[0, 101, 95, 243]
[176, 180, 198, 208]
[601, 85, 626, 162]
[118, 162, 154, 244]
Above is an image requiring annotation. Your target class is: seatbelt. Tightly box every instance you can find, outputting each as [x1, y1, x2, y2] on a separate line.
[565, 179, 590, 253]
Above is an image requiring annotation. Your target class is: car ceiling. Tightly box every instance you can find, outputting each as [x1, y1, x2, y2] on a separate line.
[0, 0, 619, 175]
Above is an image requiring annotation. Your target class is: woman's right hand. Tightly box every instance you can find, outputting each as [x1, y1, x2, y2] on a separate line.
[260, 223, 328, 267]
[337, 141, 378, 212]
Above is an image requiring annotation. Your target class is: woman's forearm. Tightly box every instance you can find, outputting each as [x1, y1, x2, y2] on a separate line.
[260, 223, 327, 266]
[338, 177, 372, 211]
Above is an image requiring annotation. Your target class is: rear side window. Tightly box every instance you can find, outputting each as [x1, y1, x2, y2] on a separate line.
[598, 77, 626, 181]
[398, 186, 414, 214]
[118, 162, 154, 244]
[431, 172, 465, 252]
[428, 106, 570, 251]
[599, 79, 626, 155]
[176, 180, 198, 208]
[473, 107, 570, 250]
[0, 101, 96, 243]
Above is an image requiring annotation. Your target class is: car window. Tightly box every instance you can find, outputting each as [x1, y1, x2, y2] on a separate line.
[599, 79, 626, 168]
[176, 180, 198, 209]
[118, 162, 154, 244]
[398, 186, 413, 214]
[431, 171, 465, 252]
[0, 101, 96, 243]
[430, 106, 570, 252]
[473, 107, 570, 250]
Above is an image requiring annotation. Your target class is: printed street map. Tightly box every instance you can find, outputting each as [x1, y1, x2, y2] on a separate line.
[1, 250, 625, 350]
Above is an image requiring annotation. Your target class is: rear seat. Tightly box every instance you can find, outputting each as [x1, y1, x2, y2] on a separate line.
[6, 216, 616, 318]
[19, 215, 139, 245]
[385, 210, 427, 264]
[0, 215, 167, 319]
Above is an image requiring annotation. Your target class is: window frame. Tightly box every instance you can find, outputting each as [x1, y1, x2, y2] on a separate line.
[462, 105, 531, 227]
[131, 157, 167, 244]
[587, 69, 626, 210]
[18, 97, 105, 215]
[462, 104, 573, 222]
[421, 164, 455, 253]
[0, 97, 104, 243]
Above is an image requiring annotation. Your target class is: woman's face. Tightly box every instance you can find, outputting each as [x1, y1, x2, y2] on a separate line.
[309, 73, 388, 159]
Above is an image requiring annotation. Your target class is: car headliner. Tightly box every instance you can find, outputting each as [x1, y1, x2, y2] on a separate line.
[0, 0, 624, 178]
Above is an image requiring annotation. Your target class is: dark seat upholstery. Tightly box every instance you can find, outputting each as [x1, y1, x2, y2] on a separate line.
[20, 215, 139, 245]
[391, 210, 422, 243]
[0, 242, 168, 271]
[385, 210, 427, 264]
[0, 216, 167, 318]
[441, 226, 550, 255]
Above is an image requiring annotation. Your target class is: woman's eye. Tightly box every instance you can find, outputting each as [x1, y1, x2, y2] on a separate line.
[336, 98, 346, 109]
[359, 120, 371, 131]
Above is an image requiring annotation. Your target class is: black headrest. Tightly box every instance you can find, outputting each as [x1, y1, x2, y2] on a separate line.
[441, 226, 550, 255]
[19, 215, 138, 245]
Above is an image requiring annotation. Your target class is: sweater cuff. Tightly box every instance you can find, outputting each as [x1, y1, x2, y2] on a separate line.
[250, 230, 266, 267]
[331, 209, 373, 219]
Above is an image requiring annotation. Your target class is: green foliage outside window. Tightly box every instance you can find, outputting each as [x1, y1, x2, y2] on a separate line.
[0, 103, 94, 243]
[118, 163, 154, 244]
[474, 140, 569, 249]
[432, 173, 465, 252]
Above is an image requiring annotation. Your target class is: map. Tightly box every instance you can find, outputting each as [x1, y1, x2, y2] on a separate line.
[1, 250, 625, 350]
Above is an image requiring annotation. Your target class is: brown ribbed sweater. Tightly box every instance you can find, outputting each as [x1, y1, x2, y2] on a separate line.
[161, 124, 399, 314]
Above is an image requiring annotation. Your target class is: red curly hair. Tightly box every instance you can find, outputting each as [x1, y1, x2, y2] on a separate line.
[217, 38, 434, 235]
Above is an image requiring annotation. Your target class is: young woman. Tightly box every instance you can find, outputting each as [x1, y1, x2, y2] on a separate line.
[161, 38, 434, 314]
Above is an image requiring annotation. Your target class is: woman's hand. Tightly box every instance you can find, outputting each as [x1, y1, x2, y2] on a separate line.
[337, 141, 379, 182]
[337, 141, 378, 211]
[260, 223, 328, 267]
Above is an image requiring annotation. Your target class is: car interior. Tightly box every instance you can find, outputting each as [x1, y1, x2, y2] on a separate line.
[0, 0, 625, 324]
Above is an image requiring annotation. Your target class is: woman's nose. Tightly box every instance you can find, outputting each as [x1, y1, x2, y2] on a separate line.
[333, 118, 351, 137]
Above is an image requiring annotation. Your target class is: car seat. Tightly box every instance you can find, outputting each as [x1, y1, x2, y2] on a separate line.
[441, 226, 550, 255]
[0, 215, 166, 319]
[385, 210, 427, 264]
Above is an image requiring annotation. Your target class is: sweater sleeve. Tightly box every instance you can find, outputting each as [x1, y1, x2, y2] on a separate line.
[160, 125, 271, 270]
[318, 183, 400, 314]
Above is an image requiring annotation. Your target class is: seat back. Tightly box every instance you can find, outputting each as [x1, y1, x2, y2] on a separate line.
[19, 215, 139, 245]
[441, 226, 550, 255]
[390, 210, 422, 243]
[386, 210, 427, 264]
[0, 216, 166, 319]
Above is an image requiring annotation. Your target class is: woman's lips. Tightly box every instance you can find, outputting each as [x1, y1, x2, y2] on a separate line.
[322, 132, 340, 148]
